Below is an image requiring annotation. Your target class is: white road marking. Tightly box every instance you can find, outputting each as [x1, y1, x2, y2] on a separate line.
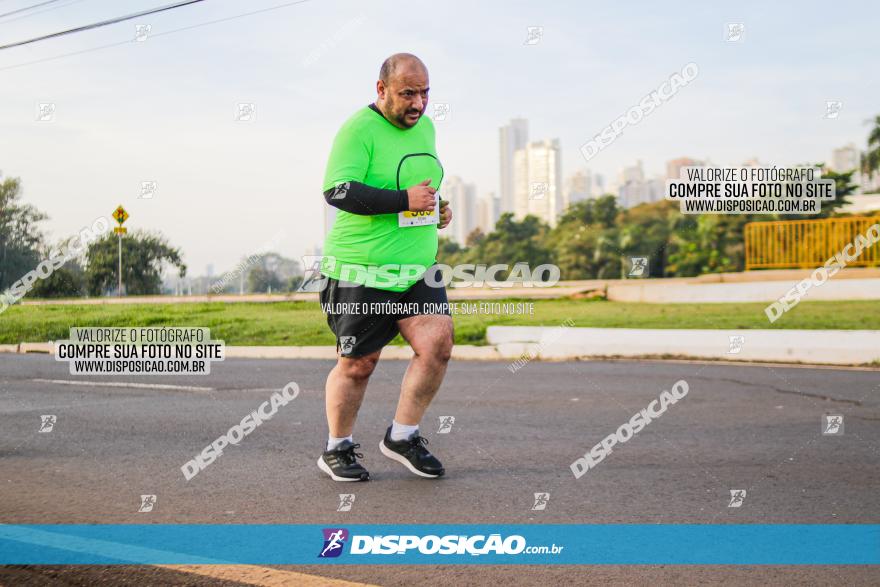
[31, 379, 213, 392]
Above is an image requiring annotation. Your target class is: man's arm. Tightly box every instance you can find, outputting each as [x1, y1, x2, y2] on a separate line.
[323, 182, 409, 215]
[323, 118, 410, 215]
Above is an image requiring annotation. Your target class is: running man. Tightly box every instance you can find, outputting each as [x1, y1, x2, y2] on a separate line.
[316, 53, 453, 482]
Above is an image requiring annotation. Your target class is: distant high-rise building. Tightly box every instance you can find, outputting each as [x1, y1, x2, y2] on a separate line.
[666, 157, 704, 180]
[304, 244, 323, 257]
[566, 171, 590, 206]
[444, 176, 477, 245]
[617, 160, 665, 208]
[590, 171, 606, 198]
[620, 160, 645, 185]
[616, 160, 643, 208]
[832, 144, 860, 173]
[513, 139, 563, 227]
[566, 170, 606, 205]
[513, 149, 529, 218]
[831, 143, 878, 192]
[477, 191, 500, 235]
[499, 118, 529, 215]
[206, 264, 214, 278]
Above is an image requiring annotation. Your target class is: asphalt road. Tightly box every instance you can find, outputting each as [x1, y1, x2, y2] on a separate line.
[1, 353, 878, 585]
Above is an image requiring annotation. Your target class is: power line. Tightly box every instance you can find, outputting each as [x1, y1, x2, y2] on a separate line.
[0, 0, 313, 72]
[0, 0, 207, 51]
[0, 0, 65, 19]
[1, 0, 87, 25]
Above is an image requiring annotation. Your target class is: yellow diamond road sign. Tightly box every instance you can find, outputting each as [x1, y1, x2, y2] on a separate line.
[112, 205, 129, 225]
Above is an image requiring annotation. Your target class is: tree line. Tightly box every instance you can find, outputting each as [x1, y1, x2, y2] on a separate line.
[440, 167, 872, 279]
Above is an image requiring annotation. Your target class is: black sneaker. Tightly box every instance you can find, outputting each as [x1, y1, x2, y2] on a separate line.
[379, 426, 445, 478]
[317, 440, 370, 482]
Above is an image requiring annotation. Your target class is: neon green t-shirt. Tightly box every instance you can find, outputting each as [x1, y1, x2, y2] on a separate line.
[321, 105, 444, 292]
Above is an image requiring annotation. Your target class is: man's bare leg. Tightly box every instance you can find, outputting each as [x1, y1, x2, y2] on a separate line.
[378, 313, 453, 478]
[394, 314, 454, 425]
[318, 350, 380, 481]
[325, 350, 381, 437]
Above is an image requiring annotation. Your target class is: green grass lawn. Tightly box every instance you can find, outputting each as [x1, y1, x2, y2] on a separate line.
[1, 298, 877, 346]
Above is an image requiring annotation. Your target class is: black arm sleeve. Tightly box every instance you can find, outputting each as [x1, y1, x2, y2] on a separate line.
[323, 181, 409, 215]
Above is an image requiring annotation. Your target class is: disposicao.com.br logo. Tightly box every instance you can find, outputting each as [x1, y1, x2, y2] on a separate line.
[319, 528, 349, 558]
[318, 528, 563, 558]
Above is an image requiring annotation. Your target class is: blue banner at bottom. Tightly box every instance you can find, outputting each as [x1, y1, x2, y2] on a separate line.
[0, 524, 877, 565]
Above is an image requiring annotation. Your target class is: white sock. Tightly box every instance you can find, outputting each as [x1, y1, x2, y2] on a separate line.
[390, 420, 419, 441]
[327, 435, 353, 451]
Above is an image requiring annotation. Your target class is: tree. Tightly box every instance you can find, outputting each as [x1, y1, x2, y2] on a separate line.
[617, 200, 678, 277]
[29, 242, 87, 298]
[0, 174, 46, 290]
[85, 230, 186, 296]
[475, 213, 552, 277]
[437, 235, 461, 258]
[592, 194, 620, 228]
[284, 275, 303, 292]
[464, 227, 485, 248]
[666, 214, 751, 276]
[247, 266, 282, 293]
[810, 165, 857, 218]
[550, 197, 621, 279]
[861, 115, 880, 187]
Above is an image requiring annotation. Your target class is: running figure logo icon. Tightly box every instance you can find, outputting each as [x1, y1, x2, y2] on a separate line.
[235, 103, 256, 122]
[328, 182, 350, 200]
[531, 492, 550, 511]
[318, 528, 349, 558]
[134, 24, 151, 42]
[728, 335, 745, 354]
[38, 415, 56, 433]
[726, 23, 744, 42]
[524, 26, 543, 45]
[298, 255, 333, 292]
[629, 257, 648, 277]
[437, 416, 455, 434]
[36, 103, 56, 122]
[140, 181, 158, 199]
[529, 182, 547, 200]
[337, 494, 355, 512]
[728, 489, 746, 508]
[432, 103, 450, 121]
[822, 414, 844, 435]
[138, 494, 157, 512]
[339, 336, 357, 356]
[824, 101, 843, 119]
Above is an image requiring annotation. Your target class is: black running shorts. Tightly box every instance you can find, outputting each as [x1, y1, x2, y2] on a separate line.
[319, 268, 451, 357]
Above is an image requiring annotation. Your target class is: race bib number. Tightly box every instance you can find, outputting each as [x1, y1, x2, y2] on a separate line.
[398, 192, 439, 227]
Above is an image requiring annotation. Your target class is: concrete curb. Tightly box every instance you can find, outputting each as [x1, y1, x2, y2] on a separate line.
[487, 326, 880, 366]
[607, 278, 880, 303]
[2, 332, 877, 366]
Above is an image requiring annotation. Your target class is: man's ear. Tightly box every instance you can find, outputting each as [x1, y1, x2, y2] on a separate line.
[376, 80, 386, 100]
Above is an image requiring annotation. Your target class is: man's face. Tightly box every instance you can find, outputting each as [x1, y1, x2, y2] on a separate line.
[378, 65, 429, 129]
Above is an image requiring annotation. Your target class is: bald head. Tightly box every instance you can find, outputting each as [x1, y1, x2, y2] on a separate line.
[375, 53, 429, 129]
[379, 53, 427, 84]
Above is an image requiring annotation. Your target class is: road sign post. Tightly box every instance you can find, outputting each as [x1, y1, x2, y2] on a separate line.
[112, 205, 129, 296]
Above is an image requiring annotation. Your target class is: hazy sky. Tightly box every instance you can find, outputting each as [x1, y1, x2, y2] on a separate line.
[1, 0, 877, 275]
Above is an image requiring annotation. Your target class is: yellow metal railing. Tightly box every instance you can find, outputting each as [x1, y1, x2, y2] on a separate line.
[744, 216, 880, 270]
